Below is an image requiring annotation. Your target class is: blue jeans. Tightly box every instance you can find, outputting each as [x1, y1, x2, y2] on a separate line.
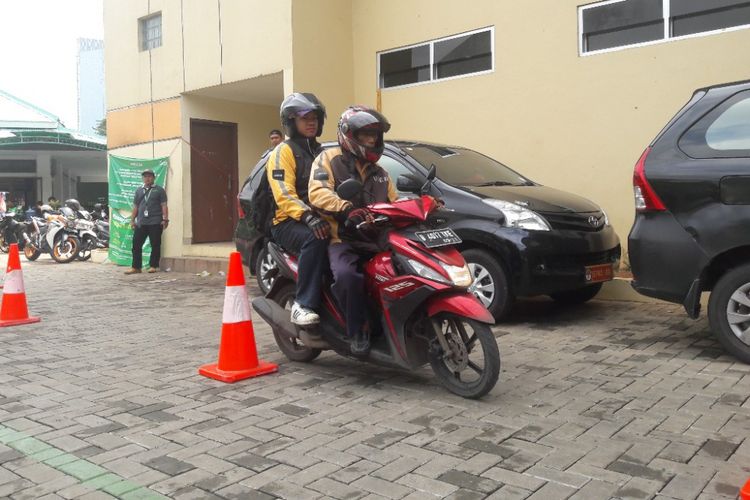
[271, 219, 328, 310]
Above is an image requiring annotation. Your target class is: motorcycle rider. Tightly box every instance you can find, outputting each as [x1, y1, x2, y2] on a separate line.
[308, 106, 398, 355]
[267, 93, 330, 326]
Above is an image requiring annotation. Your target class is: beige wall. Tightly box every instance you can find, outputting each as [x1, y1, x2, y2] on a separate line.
[104, 0, 293, 112]
[351, 0, 750, 264]
[180, 95, 278, 242]
[290, 0, 354, 142]
[108, 139, 183, 258]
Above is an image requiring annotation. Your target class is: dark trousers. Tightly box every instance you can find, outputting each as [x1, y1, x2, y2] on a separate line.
[329, 242, 366, 339]
[132, 224, 163, 269]
[271, 219, 328, 310]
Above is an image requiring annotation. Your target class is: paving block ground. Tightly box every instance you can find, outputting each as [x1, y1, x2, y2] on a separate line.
[0, 253, 747, 499]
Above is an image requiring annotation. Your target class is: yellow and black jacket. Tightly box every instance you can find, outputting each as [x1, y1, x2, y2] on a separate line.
[308, 146, 398, 244]
[266, 138, 321, 225]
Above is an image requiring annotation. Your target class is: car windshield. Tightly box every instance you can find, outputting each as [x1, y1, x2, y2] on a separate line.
[399, 144, 532, 187]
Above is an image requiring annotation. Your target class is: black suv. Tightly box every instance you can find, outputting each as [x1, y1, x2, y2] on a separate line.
[629, 80, 750, 363]
[237, 141, 621, 320]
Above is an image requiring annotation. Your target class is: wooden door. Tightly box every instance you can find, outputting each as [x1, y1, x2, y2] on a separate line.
[190, 119, 238, 243]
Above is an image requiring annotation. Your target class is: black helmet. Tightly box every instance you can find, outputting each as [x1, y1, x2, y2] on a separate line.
[64, 199, 82, 211]
[337, 106, 391, 163]
[279, 93, 326, 138]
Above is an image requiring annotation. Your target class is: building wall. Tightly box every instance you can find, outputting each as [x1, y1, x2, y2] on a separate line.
[180, 95, 278, 243]
[104, 0, 293, 111]
[290, 0, 354, 142]
[351, 0, 750, 263]
[77, 39, 106, 134]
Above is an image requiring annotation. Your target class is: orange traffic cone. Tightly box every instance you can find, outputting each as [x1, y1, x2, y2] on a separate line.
[199, 251, 278, 383]
[0, 244, 41, 328]
[740, 478, 750, 500]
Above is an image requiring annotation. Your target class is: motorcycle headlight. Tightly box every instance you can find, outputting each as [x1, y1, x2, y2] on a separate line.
[482, 199, 550, 231]
[439, 262, 473, 288]
[407, 258, 451, 285]
[602, 209, 610, 226]
[406, 258, 472, 287]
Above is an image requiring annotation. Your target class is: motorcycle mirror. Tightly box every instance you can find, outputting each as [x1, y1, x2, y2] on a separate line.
[396, 174, 422, 193]
[420, 164, 437, 194]
[336, 179, 363, 201]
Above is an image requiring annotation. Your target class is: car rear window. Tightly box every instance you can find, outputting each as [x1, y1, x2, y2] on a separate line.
[679, 89, 750, 158]
[401, 145, 530, 187]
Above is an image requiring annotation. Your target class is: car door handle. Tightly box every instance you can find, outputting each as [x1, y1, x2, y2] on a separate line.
[720, 176, 750, 205]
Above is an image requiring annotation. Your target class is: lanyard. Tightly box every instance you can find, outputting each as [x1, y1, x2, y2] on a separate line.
[142, 186, 153, 205]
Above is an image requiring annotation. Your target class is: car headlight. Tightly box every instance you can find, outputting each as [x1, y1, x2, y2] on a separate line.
[482, 199, 550, 231]
[407, 258, 472, 287]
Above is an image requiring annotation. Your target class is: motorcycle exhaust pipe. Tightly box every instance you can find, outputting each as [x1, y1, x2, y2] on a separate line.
[252, 297, 299, 339]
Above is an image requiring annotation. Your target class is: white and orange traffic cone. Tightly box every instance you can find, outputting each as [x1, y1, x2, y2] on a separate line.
[199, 251, 278, 383]
[0, 243, 40, 328]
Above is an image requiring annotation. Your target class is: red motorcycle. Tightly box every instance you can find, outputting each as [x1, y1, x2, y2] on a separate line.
[252, 169, 500, 398]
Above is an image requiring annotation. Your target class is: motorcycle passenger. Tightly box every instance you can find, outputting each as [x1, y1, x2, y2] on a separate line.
[267, 92, 330, 326]
[308, 106, 398, 355]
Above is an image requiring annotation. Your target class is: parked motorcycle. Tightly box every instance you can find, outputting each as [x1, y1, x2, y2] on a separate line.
[252, 167, 501, 399]
[71, 208, 107, 260]
[22, 211, 81, 263]
[0, 213, 21, 253]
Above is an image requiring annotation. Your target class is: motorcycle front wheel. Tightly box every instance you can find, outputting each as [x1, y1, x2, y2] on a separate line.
[52, 234, 80, 263]
[268, 282, 321, 362]
[77, 236, 95, 261]
[0, 235, 8, 253]
[429, 315, 500, 399]
[24, 244, 41, 261]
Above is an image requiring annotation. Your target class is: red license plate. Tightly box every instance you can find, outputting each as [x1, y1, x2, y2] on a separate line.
[585, 263, 614, 283]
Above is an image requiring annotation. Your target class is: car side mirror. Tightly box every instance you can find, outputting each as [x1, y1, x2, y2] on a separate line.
[336, 179, 363, 201]
[396, 174, 422, 193]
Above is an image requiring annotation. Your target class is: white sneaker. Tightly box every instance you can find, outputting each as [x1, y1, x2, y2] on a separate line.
[291, 302, 320, 326]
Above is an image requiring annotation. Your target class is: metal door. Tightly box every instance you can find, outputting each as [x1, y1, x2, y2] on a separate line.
[190, 119, 238, 243]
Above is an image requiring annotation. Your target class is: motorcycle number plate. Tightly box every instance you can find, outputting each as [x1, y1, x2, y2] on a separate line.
[414, 228, 462, 248]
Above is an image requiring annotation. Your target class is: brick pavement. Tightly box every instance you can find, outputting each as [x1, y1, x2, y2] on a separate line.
[0, 253, 748, 499]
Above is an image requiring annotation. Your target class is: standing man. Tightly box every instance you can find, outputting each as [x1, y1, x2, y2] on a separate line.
[308, 106, 397, 355]
[125, 169, 168, 274]
[269, 129, 283, 148]
[267, 93, 330, 325]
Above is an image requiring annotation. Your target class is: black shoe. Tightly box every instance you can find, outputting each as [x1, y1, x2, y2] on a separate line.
[350, 330, 370, 356]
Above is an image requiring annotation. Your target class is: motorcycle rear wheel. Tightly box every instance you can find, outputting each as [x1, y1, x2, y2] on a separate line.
[268, 282, 322, 362]
[24, 245, 41, 261]
[52, 235, 80, 263]
[429, 314, 500, 399]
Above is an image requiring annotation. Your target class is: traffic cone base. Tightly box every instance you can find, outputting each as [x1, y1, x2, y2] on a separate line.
[198, 359, 278, 383]
[0, 316, 41, 328]
[199, 251, 278, 383]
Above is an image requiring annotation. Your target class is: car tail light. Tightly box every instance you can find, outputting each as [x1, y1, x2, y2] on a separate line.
[633, 147, 666, 212]
[236, 195, 245, 218]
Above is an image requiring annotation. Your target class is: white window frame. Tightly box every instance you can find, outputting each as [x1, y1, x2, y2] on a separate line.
[578, 0, 750, 56]
[139, 12, 162, 52]
[377, 26, 495, 91]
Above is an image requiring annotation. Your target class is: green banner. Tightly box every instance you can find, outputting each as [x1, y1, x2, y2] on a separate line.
[108, 155, 168, 266]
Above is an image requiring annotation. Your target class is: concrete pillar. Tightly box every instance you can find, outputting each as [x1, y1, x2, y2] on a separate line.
[36, 154, 52, 201]
[53, 160, 64, 200]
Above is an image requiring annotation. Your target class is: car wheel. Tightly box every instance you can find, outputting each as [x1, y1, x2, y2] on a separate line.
[549, 283, 603, 305]
[255, 247, 278, 295]
[708, 263, 750, 364]
[462, 248, 513, 321]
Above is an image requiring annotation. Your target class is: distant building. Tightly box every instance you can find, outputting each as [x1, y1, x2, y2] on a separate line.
[77, 38, 105, 136]
[0, 90, 106, 209]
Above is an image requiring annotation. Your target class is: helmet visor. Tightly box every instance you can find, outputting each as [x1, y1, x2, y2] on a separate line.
[347, 109, 391, 134]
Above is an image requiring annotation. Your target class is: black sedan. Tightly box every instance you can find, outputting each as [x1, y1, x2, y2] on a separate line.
[236, 141, 621, 320]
